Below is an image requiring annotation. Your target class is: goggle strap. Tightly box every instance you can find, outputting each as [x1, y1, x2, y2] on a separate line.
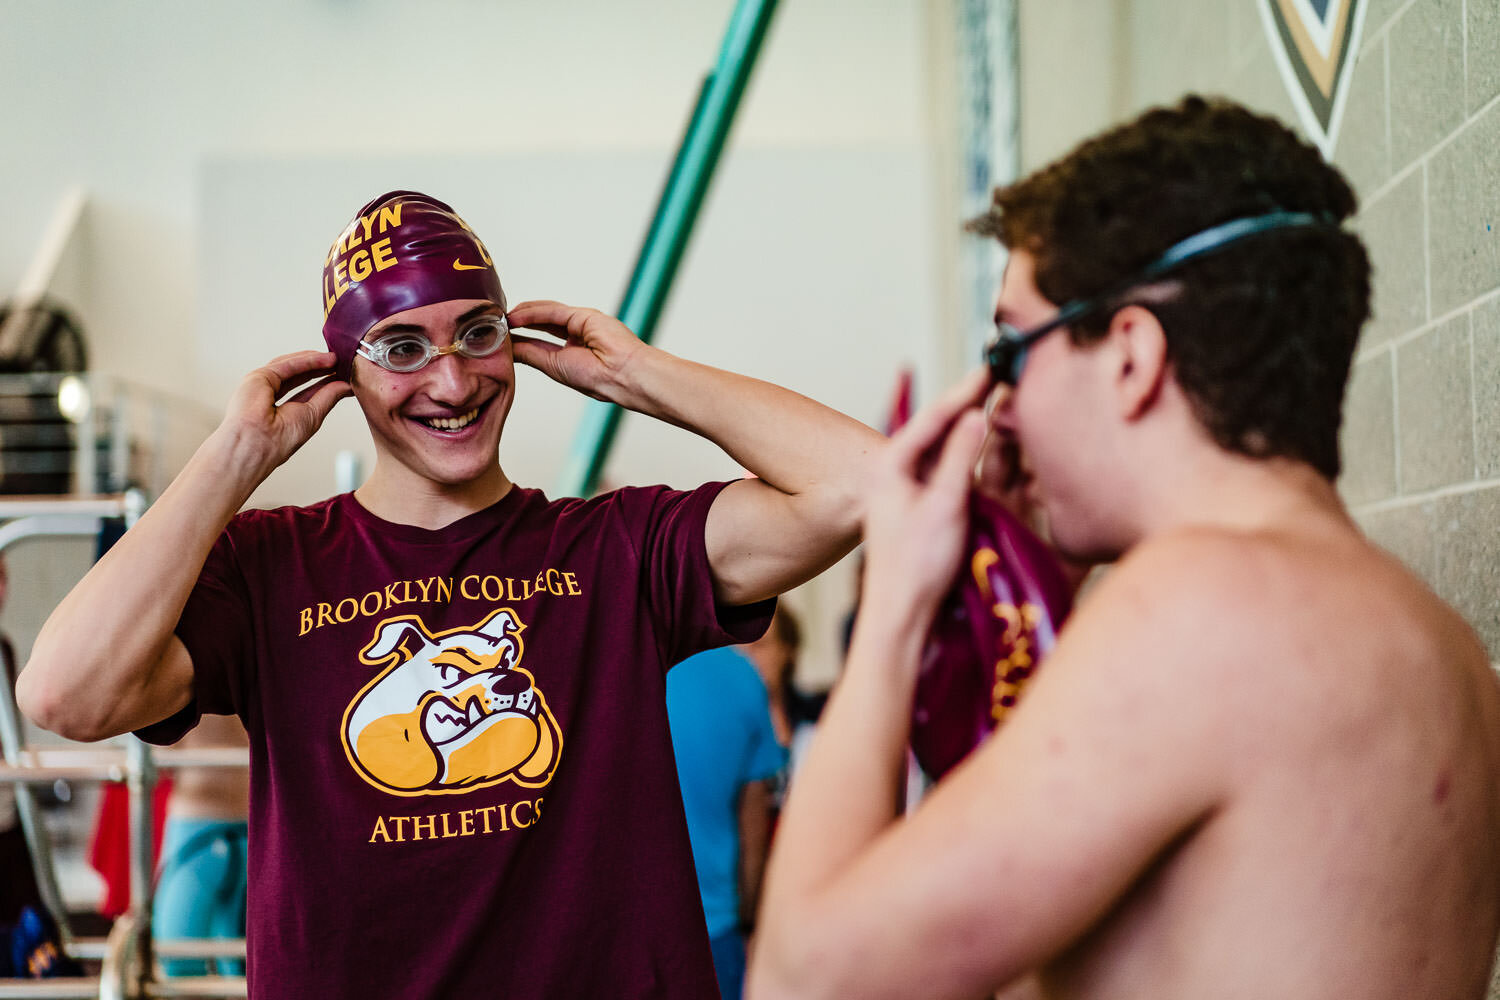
[1138, 210, 1335, 281]
[983, 209, 1341, 379]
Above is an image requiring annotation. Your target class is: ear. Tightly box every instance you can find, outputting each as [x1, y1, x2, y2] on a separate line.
[363, 619, 434, 662]
[475, 609, 522, 642]
[1105, 305, 1169, 420]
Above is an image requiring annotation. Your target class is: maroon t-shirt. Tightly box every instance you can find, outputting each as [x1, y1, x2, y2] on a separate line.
[139, 483, 771, 998]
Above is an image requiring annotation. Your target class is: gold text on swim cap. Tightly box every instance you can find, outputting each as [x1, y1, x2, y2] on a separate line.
[323, 202, 405, 317]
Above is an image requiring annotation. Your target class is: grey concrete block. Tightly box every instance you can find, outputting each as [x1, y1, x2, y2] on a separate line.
[1229, 32, 1306, 132]
[1125, 3, 1190, 111]
[1357, 169, 1427, 348]
[1333, 36, 1390, 202]
[1228, 0, 1262, 67]
[1340, 350, 1399, 504]
[1472, 298, 1500, 476]
[1470, 0, 1500, 112]
[1366, 0, 1413, 37]
[1433, 486, 1500, 659]
[1357, 500, 1437, 582]
[1397, 314, 1475, 491]
[1125, 0, 1241, 112]
[1388, 0, 1466, 171]
[1428, 99, 1500, 316]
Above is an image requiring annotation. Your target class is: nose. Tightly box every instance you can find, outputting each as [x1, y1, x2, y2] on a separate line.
[423, 348, 479, 404]
[987, 383, 1017, 432]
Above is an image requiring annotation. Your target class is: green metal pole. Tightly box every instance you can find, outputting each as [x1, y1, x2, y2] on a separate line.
[556, 0, 780, 497]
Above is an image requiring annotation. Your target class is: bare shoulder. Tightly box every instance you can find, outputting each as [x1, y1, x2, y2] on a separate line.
[1065, 521, 1495, 737]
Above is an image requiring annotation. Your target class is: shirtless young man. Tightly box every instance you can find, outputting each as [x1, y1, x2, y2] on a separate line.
[750, 97, 1500, 1000]
[15, 191, 883, 998]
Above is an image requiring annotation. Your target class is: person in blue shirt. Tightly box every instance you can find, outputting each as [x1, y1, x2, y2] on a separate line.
[667, 644, 787, 1000]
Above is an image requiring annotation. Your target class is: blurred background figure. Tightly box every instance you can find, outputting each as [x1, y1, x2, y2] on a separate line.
[153, 714, 249, 977]
[668, 641, 787, 1000]
[0, 553, 44, 927]
[737, 606, 824, 830]
[0, 552, 69, 979]
[739, 606, 799, 747]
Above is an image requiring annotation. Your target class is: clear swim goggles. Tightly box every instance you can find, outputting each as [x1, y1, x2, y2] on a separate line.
[357, 315, 510, 373]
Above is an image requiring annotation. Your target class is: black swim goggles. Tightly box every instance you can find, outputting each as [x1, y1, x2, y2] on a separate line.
[984, 211, 1340, 386]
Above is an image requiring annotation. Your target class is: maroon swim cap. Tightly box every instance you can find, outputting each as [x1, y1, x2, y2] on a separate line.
[911, 491, 1074, 779]
[321, 191, 506, 378]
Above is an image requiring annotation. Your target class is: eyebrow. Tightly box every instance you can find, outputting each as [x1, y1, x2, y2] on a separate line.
[993, 305, 1022, 327]
[367, 304, 503, 340]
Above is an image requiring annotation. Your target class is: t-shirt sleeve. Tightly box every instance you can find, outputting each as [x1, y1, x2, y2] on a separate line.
[635, 481, 776, 667]
[134, 527, 254, 745]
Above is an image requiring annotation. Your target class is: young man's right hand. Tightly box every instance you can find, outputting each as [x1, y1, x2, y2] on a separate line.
[216, 351, 351, 475]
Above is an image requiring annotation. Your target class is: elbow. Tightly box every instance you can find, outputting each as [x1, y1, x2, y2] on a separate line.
[747, 910, 851, 1000]
[14, 662, 53, 728]
[827, 478, 869, 541]
[15, 659, 114, 743]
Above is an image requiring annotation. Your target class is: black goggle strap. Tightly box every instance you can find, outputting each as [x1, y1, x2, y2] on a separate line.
[983, 210, 1340, 384]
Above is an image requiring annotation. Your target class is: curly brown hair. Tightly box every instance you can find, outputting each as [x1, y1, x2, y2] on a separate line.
[968, 96, 1371, 479]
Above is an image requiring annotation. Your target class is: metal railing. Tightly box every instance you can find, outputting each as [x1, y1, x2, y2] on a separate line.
[0, 494, 247, 999]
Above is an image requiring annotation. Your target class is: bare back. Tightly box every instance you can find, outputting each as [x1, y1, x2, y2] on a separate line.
[166, 713, 249, 821]
[1039, 517, 1500, 999]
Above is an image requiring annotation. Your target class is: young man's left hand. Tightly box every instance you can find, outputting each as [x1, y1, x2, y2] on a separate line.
[507, 300, 651, 404]
[860, 369, 990, 630]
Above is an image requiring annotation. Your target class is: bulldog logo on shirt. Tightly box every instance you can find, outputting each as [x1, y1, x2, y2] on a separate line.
[341, 608, 562, 796]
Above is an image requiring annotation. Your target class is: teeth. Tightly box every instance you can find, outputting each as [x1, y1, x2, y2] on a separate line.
[421, 408, 480, 431]
[466, 699, 483, 725]
[422, 700, 467, 744]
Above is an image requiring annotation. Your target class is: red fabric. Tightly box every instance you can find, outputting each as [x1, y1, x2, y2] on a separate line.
[87, 776, 172, 918]
[884, 367, 914, 435]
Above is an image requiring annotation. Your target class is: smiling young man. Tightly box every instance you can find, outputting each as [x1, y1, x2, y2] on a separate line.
[17, 191, 883, 998]
[750, 98, 1500, 1000]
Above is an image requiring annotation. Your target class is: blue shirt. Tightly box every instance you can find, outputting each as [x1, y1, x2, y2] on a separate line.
[667, 646, 787, 938]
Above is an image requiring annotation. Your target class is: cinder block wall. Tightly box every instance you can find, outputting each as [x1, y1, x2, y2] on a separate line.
[1020, 0, 1500, 641]
[1339, 0, 1500, 664]
[1021, 0, 1500, 649]
[1018, 0, 1500, 990]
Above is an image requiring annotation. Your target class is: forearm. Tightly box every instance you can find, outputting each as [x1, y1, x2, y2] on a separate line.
[618, 347, 882, 517]
[620, 347, 884, 602]
[754, 604, 927, 992]
[18, 428, 272, 739]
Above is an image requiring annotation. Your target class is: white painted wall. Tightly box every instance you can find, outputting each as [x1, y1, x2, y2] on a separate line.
[0, 0, 954, 689]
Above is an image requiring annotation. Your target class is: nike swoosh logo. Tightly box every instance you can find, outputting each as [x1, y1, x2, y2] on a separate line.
[453, 260, 486, 271]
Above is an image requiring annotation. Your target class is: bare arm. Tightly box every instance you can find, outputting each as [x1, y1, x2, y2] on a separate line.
[738, 777, 776, 931]
[748, 378, 1225, 1000]
[508, 301, 885, 604]
[16, 352, 349, 742]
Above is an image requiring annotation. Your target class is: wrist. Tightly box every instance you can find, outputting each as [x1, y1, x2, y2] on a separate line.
[848, 592, 934, 664]
[609, 343, 677, 416]
[198, 423, 280, 495]
[858, 572, 945, 635]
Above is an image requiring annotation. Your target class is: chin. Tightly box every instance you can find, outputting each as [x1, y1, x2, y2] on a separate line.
[420, 449, 502, 488]
[1051, 522, 1127, 566]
